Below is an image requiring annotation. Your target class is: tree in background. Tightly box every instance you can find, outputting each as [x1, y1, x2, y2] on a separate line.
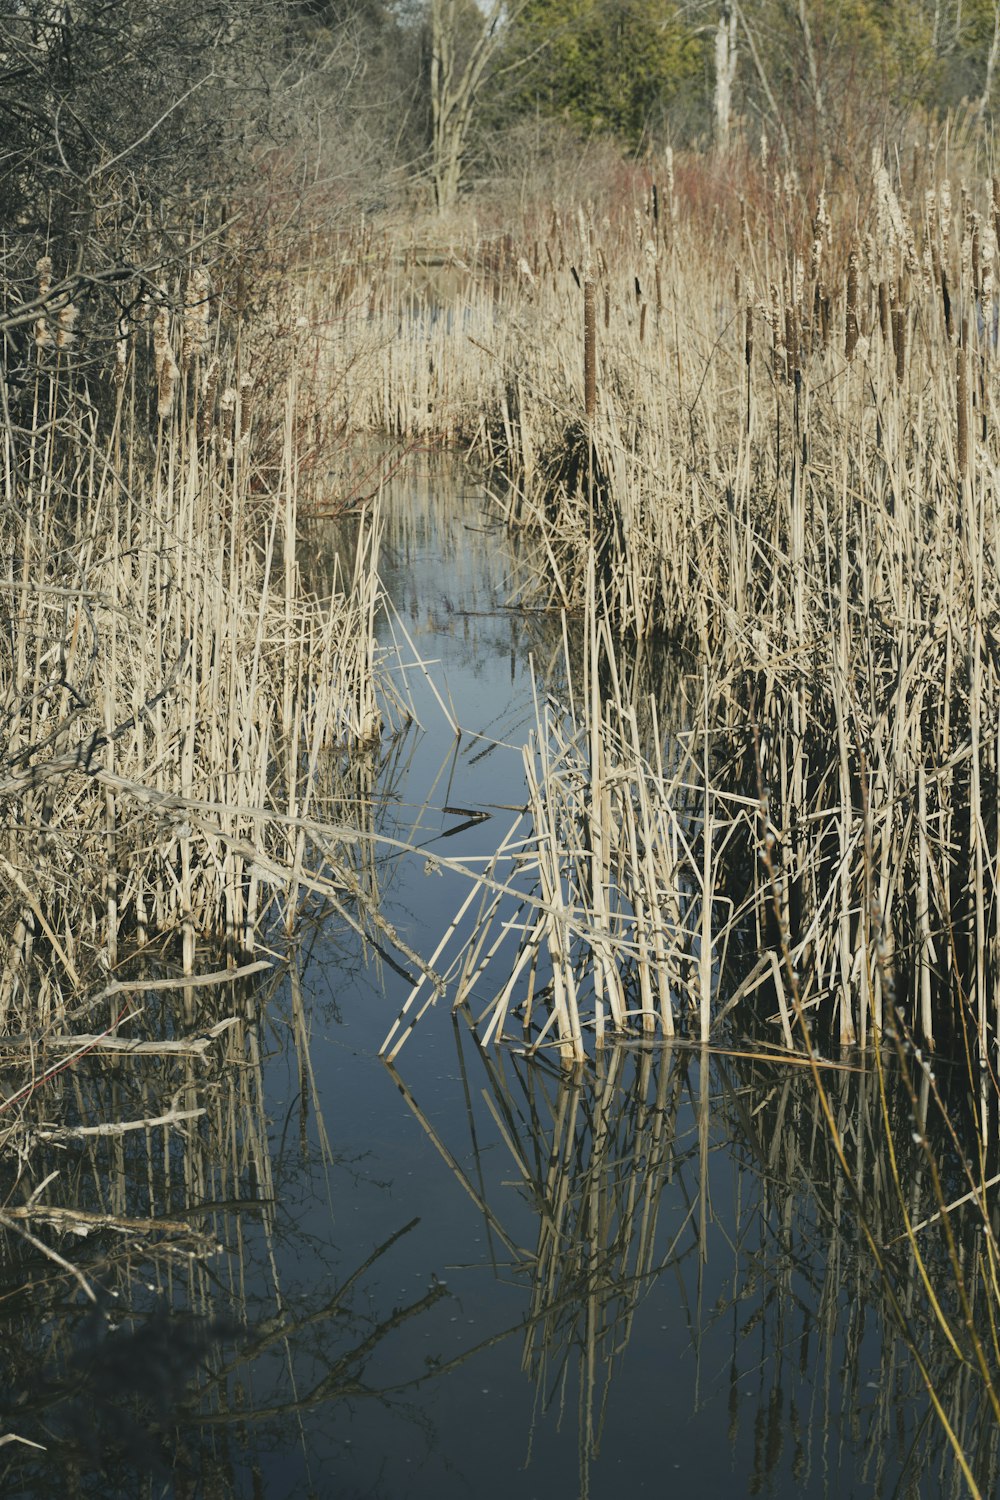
[428, 0, 513, 209]
[500, 0, 703, 147]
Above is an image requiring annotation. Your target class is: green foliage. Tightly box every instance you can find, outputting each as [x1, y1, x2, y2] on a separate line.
[501, 0, 704, 146]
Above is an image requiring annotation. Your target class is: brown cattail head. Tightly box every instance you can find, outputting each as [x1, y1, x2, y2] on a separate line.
[846, 250, 860, 360]
[878, 281, 891, 344]
[971, 212, 982, 299]
[220, 385, 236, 458]
[583, 273, 597, 423]
[237, 371, 254, 441]
[892, 286, 906, 384]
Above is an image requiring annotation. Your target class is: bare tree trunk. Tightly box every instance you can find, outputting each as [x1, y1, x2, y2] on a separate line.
[979, 6, 1000, 122]
[430, 0, 509, 212]
[730, 0, 792, 160]
[714, 5, 738, 150]
[796, 0, 831, 166]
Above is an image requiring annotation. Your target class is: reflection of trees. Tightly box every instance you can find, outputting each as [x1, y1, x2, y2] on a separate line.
[391, 1023, 1000, 1499]
[0, 959, 456, 1497]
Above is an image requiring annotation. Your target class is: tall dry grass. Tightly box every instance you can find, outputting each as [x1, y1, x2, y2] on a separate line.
[1, 255, 394, 1034]
[332, 160, 1000, 1072]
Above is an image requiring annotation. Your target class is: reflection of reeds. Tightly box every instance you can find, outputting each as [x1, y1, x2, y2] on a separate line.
[392, 1029, 1000, 1498]
[0, 955, 456, 1493]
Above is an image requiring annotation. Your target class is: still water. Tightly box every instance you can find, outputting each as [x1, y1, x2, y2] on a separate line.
[2, 459, 995, 1497]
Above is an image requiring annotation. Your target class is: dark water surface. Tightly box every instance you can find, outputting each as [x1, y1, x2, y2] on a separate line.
[3, 460, 994, 1498]
[259, 461, 978, 1500]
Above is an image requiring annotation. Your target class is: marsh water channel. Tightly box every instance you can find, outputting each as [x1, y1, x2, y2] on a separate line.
[3, 458, 999, 1498]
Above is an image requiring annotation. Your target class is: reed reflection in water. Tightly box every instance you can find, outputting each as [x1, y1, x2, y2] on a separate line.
[388, 1022, 1000, 1500]
[0, 946, 467, 1498]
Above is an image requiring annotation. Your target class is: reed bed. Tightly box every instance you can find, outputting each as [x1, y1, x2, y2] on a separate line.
[349, 163, 1000, 1491]
[1, 258, 395, 1033]
[330, 163, 1000, 1076]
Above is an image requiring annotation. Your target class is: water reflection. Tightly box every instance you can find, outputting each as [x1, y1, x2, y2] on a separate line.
[0, 953, 467, 1498]
[7, 456, 1000, 1499]
[388, 1027, 1000, 1499]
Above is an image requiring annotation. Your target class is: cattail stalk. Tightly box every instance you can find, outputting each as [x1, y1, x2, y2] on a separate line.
[584, 273, 596, 424]
[957, 320, 969, 481]
[846, 251, 860, 359]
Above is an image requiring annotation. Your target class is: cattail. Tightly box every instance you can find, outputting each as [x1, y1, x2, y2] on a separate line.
[114, 316, 129, 388]
[810, 192, 830, 282]
[921, 242, 934, 297]
[220, 385, 236, 458]
[816, 282, 831, 348]
[770, 282, 784, 377]
[892, 287, 906, 384]
[55, 302, 78, 351]
[583, 273, 596, 423]
[846, 250, 860, 359]
[971, 212, 982, 298]
[961, 229, 973, 293]
[900, 205, 921, 281]
[940, 180, 952, 246]
[153, 303, 178, 419]
[182, 266, 212, 364]
[982, 225, 996, 346]
[878, 280, 891, 343]
[793, 254, 805, 313]
[992, 175, 1000, 250]
[237, 371, 254, 441]
[199, 354, 220, 442]
[785, 304, 799, 385]
[35, 255, 52, 351]
[941, 265, 954, 341]
[864, 232, 878, 281]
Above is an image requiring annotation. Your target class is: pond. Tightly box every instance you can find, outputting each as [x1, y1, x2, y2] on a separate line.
[2, 458, 996, 1498]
